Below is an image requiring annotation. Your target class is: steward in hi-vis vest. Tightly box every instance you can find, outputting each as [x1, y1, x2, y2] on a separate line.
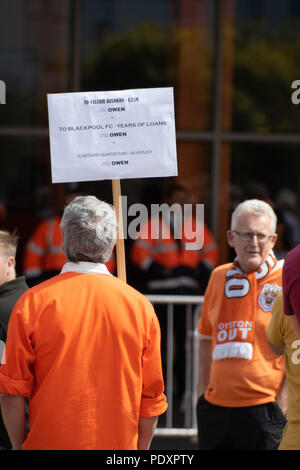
[131, 213, 218, 295]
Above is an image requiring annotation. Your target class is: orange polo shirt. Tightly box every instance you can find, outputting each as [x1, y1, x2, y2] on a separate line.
[0, 263, 167, 450]
[197, 262, 285, 407]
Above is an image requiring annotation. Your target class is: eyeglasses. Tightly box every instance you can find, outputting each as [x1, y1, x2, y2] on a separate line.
[232, 230, 273, 243]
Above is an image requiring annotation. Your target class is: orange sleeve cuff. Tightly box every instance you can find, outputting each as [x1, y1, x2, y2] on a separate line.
[139, 393, 168, 418]
[0, 372, 33, 397]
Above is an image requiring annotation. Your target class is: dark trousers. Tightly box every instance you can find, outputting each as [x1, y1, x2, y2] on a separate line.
[197, 394, 287, 450]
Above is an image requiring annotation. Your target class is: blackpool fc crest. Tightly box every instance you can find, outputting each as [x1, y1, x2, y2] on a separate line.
[258, 284, 281, 312]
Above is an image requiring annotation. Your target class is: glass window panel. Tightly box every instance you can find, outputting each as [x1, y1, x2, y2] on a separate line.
[231, 141, 300, 259]
[120, 142, 213, 227]
[231, 142, 300, 200]
[0, 0, 71, 126]
[0, 136, 65, 218]
[0, 136, 50, 274]
[231, 0, 300, 133]
[80, 0, 216, 132]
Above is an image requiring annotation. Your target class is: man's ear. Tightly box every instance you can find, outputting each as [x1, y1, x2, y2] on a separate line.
[6, 256, 15, 277]
[270, 232, 278, 249]
[227, 230, 234, 248]
[7, 256, 15, 269]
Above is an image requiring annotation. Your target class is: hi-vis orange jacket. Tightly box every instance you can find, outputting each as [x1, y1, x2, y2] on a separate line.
[23, 216, 116, 281]
[23, 216, 65, 280]
[130, 214, 218, 293]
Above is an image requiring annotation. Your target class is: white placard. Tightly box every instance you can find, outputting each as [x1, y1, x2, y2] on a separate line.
[47, 87, 178, 183]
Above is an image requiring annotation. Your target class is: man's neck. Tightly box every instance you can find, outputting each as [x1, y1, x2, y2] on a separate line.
[6, 273, 16, 283]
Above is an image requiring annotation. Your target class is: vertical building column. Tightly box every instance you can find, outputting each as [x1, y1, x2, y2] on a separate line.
[175, 0, 212, 206]
[25, 0, 71, 210]
[211, 0, 235, 263]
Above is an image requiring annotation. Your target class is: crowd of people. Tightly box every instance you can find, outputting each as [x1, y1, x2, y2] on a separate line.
[0, 183, 299, 450]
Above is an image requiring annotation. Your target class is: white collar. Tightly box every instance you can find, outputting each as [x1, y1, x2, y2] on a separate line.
[61, 261, 112, 276]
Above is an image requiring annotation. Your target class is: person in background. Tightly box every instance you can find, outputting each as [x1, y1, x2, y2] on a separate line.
[131, 184, 218, 296]
[22, 215, 64, 286]
[22, 190, 75, 287]
[0, 196, 167, 450]
[196, 199, 286, 450]
[267, 291, 300, 450]
[0, 229, 28, 450]
[130, 183, 218, 399]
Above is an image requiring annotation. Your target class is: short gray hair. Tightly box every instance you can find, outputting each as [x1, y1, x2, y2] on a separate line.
[61, 195, 117, 264]
[231, 199, 277, 234]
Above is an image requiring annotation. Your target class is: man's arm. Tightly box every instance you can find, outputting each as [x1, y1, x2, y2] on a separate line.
[276, 377, 288, 415]
[197, 338, 212, 398]
[137, 416, 158, 450]
[0, 394, 27, 450]
[267, 340, 285, 356]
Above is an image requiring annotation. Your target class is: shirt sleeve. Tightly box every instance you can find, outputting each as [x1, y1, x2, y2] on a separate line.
[196, 272, 215, 338]
[267, 292, 285, 346]
[0, 302, 35, 397]
[283, 276, 300, 322]
[282, 248, 300, 319]
[139, 313, 168, 418]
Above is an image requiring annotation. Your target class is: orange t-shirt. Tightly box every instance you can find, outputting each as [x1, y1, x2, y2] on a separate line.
[0, 264, 167, 450]
[197, 262, 285, 407]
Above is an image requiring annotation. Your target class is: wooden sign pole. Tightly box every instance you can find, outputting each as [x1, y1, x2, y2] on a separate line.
[112, 179, 127, 282]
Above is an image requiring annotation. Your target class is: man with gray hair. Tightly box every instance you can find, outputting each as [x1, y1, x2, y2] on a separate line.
[0, 196, 167, 450]
[196, 199, 286, 449]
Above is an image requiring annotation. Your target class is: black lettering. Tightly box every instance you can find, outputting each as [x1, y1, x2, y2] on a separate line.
[109, 132, 127, 137]
[111, 160, 129, 165]
[108, 107, 126, 112]
[146, 121, 166, 126]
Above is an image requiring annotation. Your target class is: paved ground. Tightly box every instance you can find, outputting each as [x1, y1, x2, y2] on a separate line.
[149, 393, 199, 450]
[151, 436, 198, 450]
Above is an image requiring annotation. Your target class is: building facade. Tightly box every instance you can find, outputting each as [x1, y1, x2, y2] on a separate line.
[1, 0, 300, 275]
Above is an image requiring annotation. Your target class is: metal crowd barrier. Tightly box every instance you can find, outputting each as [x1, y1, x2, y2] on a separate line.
[146, 295, 204, 439]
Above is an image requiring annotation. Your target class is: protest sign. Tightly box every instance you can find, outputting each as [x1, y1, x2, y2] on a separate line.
[47, 87, 178, 281]
[47, 87, 177, 183]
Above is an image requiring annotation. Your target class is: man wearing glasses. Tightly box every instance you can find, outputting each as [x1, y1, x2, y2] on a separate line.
[196, 199, 286, 450]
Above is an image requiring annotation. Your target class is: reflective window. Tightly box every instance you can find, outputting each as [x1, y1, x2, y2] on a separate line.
[0, 0, 71, 126]
[231, 142, 300, 201]
[80, 0, 216, 132]
[231, 0, 300, 133]
[231, 141, 300, 260]
[2, 0, 300, 268]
